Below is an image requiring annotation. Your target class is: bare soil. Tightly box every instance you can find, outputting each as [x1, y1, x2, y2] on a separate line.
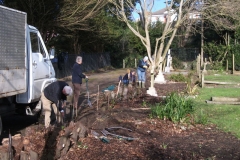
[1, 68, 240, 160]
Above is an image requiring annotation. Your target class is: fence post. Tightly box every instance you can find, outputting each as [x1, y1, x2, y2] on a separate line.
[123, 59, 125, 68]
[233, 54, 235, 74]
[201, 71, 204, 88]
[226, 60, 228, 72]
[197, 54, 200, 76]
[135, 58, 137, 68]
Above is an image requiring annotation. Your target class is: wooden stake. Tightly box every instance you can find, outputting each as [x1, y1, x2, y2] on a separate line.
[76, 107, 77, 119]
[107, 95, 109, 109]
[116, 80, 121, 98]
[97, 85, 99, 110]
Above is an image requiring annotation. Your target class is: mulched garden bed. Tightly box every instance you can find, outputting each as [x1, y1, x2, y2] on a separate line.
[1, 72, 240, 160]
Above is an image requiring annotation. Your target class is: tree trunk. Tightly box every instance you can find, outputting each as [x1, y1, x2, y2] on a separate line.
[201, 18, 204, 66]
[73, 35, 81, 54]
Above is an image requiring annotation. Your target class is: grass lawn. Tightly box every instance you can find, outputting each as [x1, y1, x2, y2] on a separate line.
[195, 85, 240, 138]
[204, 73, 240, 83]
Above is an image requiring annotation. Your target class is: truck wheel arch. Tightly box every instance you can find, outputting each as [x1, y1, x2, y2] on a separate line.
[0, 116, 2, 135]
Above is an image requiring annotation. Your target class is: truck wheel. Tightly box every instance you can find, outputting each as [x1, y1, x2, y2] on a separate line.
[0, 116, 2, 135]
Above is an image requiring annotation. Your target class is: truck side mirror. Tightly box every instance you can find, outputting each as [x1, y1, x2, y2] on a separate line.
[49, 48, 55, 59]
[50, 55, 54, 59]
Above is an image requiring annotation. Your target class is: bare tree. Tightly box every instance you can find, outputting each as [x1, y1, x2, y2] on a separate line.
[202, 0, 240, 31]
[3, 0, 60, 42]
[4, 0, 108, 48]
[108, 0, 198, 96]
[201, 0, 240, 63]
[56, 0, 108, 31]
[55, 0, 108, 53]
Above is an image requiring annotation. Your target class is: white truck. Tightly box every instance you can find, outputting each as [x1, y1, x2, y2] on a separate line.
[0, 6, 56, 134]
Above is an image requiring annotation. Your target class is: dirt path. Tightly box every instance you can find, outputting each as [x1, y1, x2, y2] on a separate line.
[63, 68, 127, 94]
[62, 68, 128, 107]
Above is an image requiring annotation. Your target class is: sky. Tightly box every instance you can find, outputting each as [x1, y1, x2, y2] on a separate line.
[152, 0, 166, 12]
[132, 0, 166, 20]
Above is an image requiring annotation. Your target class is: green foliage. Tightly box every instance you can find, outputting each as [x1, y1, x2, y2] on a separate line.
[150, 93, 195, 123]
[172, 57, 185, 70]
[189, 61, 197, 70]
[204, 42, 230, 62]
[124, 53, 142, 68]
[149, 21, 164, 52]
[228, 44, 240, 71]
[104, 21, 146, 68]
[108, 21, 164, 68]
[205, 61, 224, 71]
[169, 73, 186, 82]
[234, 27, 240, 40]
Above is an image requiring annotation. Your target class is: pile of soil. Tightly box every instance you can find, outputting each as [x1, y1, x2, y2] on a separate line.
[1, 70, 240, 160]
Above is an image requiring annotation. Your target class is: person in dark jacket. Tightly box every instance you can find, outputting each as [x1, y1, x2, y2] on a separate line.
[118, 69, 136, 99]
[121, 69, 136, 85]
[41, 81, 73, 128]
[72, 56, 88, 109]
[137, 56, 149, 88]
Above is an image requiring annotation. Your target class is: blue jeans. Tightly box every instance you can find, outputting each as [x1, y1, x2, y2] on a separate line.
[137, 69, 146, 82]
[123, 79, 129, 84]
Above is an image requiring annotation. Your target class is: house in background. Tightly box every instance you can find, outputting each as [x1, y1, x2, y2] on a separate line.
[151, 8, 177, 23]
[151, 8, 167, 23]
[151, 8, 200, 23]
[135, 7, 201, 24]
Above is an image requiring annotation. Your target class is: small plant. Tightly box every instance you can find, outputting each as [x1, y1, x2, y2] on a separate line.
[185, 72, 199, 95]
[169, 73, 186, 82]
[198, 144, 202, 149]
[186, 83, 199, 95]
[109, 99, 116, 108]
[77, 141, 88, 149]
[160, 143, 168, 149]
[142, 99, 147, 107]
[150, 93, 195, 123]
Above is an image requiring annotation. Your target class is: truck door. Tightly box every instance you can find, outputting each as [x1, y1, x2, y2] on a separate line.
[29, 30, 51, 100]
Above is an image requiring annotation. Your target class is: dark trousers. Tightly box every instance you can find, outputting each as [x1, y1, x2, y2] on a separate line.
[73, 83, 81, 108]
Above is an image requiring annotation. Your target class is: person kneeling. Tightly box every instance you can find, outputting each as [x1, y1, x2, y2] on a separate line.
[121, 69, 136, 86]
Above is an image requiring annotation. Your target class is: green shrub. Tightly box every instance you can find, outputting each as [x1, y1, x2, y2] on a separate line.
[190, 61, 197, 70]
[228, 44, 240, 71]
[169, 73, 186, 82]
[172, 57, 185, 70]
[208, 61, 224, 71]
[193, 109, 208, 125]
[150, 93, 195, 123]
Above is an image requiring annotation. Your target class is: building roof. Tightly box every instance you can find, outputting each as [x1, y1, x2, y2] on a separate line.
[152, 8, 166, 15]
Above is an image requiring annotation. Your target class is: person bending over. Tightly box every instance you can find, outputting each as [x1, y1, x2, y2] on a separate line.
[41, 81, 72, 128]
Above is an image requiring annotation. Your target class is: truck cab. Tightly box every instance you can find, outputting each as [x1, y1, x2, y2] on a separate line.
[0, 5, 56, 135]
[16, 25, 56, 104]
